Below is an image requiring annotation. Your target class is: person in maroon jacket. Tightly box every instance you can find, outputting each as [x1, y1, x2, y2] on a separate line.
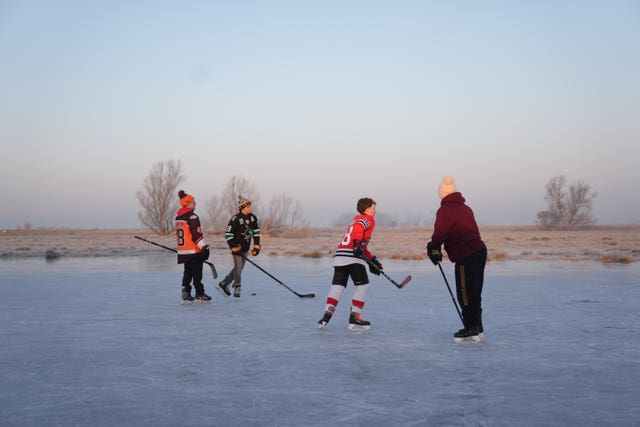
[427, 176, 487, 342]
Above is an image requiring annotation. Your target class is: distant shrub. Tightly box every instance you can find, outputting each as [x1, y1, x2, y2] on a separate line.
[491, 252, 507, 261]
[602, 255, 632, 264]
[302, 250, 322, 258]
[388, 253, 424, 260]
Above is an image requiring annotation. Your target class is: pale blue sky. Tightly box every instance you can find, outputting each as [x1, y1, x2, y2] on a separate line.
[1, 1, 639, 228]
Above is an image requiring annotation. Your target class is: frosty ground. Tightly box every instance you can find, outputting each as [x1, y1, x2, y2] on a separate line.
[1, 255, 639, 427]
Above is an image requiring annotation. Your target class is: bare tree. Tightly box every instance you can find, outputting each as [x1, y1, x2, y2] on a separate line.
[217, 175, 261, 222]
[204, 194, 225, 232]
[536, 175, 597, 228]
[262, 193, 310, 235]
[206, 176, 310, 235]
[137, 159, 185, 235]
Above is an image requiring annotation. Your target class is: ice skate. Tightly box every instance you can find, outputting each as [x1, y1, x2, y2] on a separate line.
[454, 326, 484, 343]
[348, 310, 371, 331]
[195, 292, 212, 302]
[216, 281, 231, 297]
[233, 285, 241, 298]
[181, 288, 194, 304]
[318, 306, 335, 329]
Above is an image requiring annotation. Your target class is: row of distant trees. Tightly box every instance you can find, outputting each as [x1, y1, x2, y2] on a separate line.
[137, 159, 309, 235]
[136, 159, 597, 235]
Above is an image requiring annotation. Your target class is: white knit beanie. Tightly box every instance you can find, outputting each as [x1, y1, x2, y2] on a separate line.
[438, 176, 458, 199]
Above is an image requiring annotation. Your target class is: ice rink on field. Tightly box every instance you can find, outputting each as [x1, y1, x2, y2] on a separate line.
[1, 255, 639, 426]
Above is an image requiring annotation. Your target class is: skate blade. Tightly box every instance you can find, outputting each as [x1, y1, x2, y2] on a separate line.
[181, 300, 194, 305]
[348, 324, 371, 331]
[215, 285, 230, 298]
[454, 333, 484, 343]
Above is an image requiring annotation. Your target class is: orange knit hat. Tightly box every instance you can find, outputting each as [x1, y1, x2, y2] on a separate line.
[178, 190, 195, 207]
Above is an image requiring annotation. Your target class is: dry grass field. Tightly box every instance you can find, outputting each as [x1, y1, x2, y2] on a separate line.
[2, 225, 639, 264]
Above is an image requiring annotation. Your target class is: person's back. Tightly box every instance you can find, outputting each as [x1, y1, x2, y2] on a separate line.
[432, 192, 485, 262]
[427, 177, 487, 343]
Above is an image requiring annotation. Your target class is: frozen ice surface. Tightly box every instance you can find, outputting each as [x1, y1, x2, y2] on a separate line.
[1, 256, 639, 426]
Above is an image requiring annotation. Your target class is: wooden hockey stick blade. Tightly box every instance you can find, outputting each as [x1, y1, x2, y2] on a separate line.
[205, 261, 218, 279]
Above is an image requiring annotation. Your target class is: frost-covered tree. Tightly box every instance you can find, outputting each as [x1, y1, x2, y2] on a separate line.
[536, 175, 597, 228]
[137, 159, 184, 235]
[207, 176, 309, 235]
[262, 193, 310, 235]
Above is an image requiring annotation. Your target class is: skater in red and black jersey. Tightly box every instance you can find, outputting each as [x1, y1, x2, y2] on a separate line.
[318, 197, 383, 331]
[176, 190, 211, 303]
[426, 177, 487, 342]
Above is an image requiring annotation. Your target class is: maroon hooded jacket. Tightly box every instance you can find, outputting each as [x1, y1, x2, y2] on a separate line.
[430, 192, 486, 262]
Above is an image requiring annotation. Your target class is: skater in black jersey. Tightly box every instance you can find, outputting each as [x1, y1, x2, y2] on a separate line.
[216, 196, 261, 298]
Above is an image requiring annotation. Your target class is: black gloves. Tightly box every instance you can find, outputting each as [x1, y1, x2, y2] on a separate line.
[369, 256, 382, 275]
[353, 240, 363, 258]
[426, 242, 442, 265]
[251, 244, 261, 256]
[201, 245, 210, 260]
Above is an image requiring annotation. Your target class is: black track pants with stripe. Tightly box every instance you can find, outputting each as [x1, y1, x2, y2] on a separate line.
[455, 248, 487, 330]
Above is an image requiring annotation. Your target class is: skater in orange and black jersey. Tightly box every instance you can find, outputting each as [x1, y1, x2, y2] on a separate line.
[176, 190, 211, 303]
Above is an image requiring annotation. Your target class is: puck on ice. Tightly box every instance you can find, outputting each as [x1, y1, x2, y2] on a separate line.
[251, 293, 256, 296]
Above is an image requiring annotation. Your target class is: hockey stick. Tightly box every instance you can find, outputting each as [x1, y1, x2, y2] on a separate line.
[241, 255, 315, 298]
[369, 261, 412, 289]
[437, 263, 464, 325]
[134, 235, 218, 279]
[354, 241, 412, 289]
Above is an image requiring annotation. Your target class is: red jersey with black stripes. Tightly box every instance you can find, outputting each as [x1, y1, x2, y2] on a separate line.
[333, 214, 375, 267]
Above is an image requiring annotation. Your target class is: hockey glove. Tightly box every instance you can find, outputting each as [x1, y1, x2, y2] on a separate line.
[231, 245, 242, 255]
[426, 242, 442, 265]
[251, 244, 261, 256]
[353, 240, 364, 258]
[369, 256, 382, 275]
[201, 245, 210, 260]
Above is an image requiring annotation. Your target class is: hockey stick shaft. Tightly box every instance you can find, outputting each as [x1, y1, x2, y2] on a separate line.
[438, 263, 464, 325]
[241, 255, 315, 298]
[134, 235, 218, 279]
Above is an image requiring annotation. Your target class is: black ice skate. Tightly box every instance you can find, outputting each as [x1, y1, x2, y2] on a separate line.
[233, 286, 241, 298]
[216, 281, 231, 297]
[317, 306, 335, 329]
[454, 326, 484, 343]
[348, 310, 371, 331]
[195, 292, 212, 302]
[181, 288, 194, 304]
